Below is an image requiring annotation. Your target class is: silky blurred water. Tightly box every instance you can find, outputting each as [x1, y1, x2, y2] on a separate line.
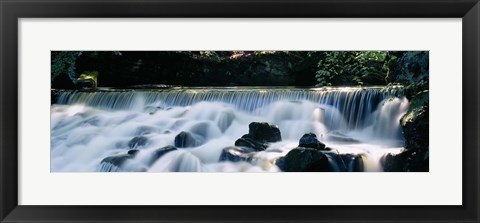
[51, 87, 408, 172]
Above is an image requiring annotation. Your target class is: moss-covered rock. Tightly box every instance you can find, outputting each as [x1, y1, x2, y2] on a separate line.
[401, 91, 429, 153]
[383, 91, 429, 172]
[76, 71, 98, 89]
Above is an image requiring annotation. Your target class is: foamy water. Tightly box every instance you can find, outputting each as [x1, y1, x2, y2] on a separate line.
[51, 87, 408, 172]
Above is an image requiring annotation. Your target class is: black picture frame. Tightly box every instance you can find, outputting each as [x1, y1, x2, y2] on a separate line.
[1, 0, 479, 222]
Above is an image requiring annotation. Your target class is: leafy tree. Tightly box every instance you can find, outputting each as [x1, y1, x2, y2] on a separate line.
[51, 51, 122, 86]
[315, 51, 389, 87]
[51, 51, 83, 84]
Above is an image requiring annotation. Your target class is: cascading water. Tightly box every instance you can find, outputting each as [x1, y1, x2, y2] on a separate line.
[51, 87, 409, 172]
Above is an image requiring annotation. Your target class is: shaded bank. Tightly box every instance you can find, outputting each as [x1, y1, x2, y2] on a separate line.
[51, 51, 428, 90]
[52, 51, 320, 88]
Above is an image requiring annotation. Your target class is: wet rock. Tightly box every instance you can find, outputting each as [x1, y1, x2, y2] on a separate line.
[275, 156, 286, 171]
[299, 133, 326, 150]
[380, 153, 406, 172]
[148, 145, 177, 165]
[144, 106, 163, 115]
[323, 152, 352, 172]
[401, 104, 429, 152]
[397, 94, 429, 172]
[76, 79, 96, 90]
[128, 149, 140, 155]
[248, 122, 282, 143]
[351, 155, 364, 172]
[234, 134, 268, 151]
[219, 146, 255, 162]
[100, 152, 137, 167]
[283, 147, 332, 172]
[128, 136, 148, 149]
[174, 131, 203, 148]
[234, 122, 282, 151]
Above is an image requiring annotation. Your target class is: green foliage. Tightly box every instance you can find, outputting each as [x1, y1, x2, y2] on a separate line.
[315, 51, 389, 87]
[51, 51, 122, 86]
[199, 51, 223, 62]
[51, 51, 83, 83]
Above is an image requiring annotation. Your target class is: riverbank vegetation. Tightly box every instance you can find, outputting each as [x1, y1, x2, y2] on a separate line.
[51, 51, 427, 91]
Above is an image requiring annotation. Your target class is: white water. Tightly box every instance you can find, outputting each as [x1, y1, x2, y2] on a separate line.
[51, 87, 408, 172]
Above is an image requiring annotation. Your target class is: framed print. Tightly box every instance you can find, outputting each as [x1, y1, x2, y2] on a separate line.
[1, 0, 479, 222]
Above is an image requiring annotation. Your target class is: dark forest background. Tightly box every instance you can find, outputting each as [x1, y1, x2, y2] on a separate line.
[51, 51, 428, 99]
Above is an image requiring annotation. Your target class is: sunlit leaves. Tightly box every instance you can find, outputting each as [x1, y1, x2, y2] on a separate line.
[314, 51, 389, 87]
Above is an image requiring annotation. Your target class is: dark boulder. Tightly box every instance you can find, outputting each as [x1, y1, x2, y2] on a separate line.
[380, 153, 406, 172]
[275, 156, 286, 171]
[397, 93, 429, 172]
[380, 91, 429, 172]
[128, 149, 140, 155]
[401, 104, 429, 153]
[299, 133, 326, 150]
[128, 136, 148, 149]
[322, 152, 353, 172]
[248, 122, 282, 143]
[100, 152, 137, 167]
[219, 146, 255, 162]
[234, 122, 282, 151]
[351, 155, 364, 172]
[174, 131, 203, 148]
[148, 145, 177, 166]
[99, 151, 147, 172]
[283, 147, 332, 172]
[234, 134, 268, 151]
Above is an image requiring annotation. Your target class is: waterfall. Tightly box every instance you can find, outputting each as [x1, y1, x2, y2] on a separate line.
[54, 87, 403, 131]
[51, 87, 408, 172]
